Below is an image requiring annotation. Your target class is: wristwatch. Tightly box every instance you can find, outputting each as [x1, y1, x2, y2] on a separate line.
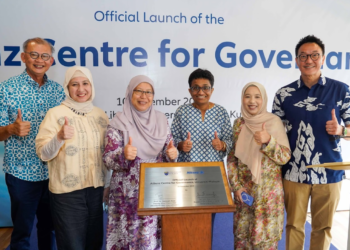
[343, 126, 348, 136]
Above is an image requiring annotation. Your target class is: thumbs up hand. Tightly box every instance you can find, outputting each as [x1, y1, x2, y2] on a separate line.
[326, 109, 342, 135]
[124, 137, 137, 160]
[12, 109, 31, 137]
[181, 132, 193, 153]
[212, 131, 223, 151]
[166, 140, 178, 160]
[57, 117, 74, 142]
[254, 123, 271, 145]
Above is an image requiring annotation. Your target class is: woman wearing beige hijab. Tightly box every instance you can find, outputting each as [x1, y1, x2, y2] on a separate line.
[227, 82, 291, 249]
[36, 66, 109, 250]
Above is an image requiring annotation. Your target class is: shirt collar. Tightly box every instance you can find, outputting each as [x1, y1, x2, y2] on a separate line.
[297, 75, 326, 89]
[21, 69, 49, 86]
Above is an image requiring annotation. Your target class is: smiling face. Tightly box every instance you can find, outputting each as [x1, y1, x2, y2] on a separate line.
[131, 82, 154, 111]
[68, 77, 92, 103]
[296, 42, 325, 79]
[188, 78, 213, 106]
[243, 86, 263, 116]
[21, 42, 53, 81]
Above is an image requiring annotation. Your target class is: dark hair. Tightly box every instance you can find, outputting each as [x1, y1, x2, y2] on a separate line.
[23, 37, 55, 54]
[295, 35, 325, 57]
[188, 68, 214, 87]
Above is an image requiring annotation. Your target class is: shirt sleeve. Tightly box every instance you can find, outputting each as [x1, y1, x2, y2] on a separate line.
[40, 134, 65, 161]
[272, 90, 286, 122]
[340, 85, 350, 126]
[227, 118, 243, 193]
[171, 106, 183, 147]
[162, 121, 178, 163]
[219, 107, 233, 157]
[102, 125, 130, 171]
[36, 109, 61, 160]
[260, 136, 291, 165]
[0, 83, 10, 127]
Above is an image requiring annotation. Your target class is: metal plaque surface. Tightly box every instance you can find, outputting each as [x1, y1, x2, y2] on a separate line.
[143, 166, 228, 208]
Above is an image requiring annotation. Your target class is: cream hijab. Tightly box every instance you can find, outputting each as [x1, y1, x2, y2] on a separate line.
[235, 82, 290, 184]
[61, 66, 95, 113]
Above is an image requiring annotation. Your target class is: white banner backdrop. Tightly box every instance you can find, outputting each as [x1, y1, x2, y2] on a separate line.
[1, 0, 350, 225]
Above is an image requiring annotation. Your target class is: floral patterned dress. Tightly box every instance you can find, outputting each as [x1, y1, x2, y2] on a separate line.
[227, 117, 291, 250]
[103, 124, 174, 250]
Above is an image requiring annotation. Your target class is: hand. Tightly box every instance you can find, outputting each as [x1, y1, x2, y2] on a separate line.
[182, 132, 192, 153]
[254, 123, 271, 145]
[12, 109, 31, 137]
[166, 140, 178, 160]
[234, 187, 248, 203]
[124, 137, 137, 160]
[103, 187, 110, 204]
[57, 117, 74, 142]
[212, 131, 223, 151]
[326, 109, 342, 135]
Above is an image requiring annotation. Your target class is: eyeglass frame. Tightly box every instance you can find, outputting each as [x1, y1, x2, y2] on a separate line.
[189, 86, 212, 93]
[24, 51, 52, 61]
[133, 89, 154, 97]
[296, 53, 322, 62]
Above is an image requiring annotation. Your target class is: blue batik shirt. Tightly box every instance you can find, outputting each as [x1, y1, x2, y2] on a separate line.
[171, 104, 233, 162]
[0, 70, 65, 181]
[272, 76, 350, 184]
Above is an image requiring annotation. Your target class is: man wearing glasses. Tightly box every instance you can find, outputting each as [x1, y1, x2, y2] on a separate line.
[272, 35, 350, 250]
[0, 37, 65, 249]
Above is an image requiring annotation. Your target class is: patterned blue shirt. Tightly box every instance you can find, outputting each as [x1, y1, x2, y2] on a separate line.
[0, 70, 65, 181]
[171, 104, 233, 162]
[272, 76, 350, 184]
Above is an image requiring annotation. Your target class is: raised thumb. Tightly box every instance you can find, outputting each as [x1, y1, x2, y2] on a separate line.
[17, 109, 22, 121]
[187, 132, 191, 141]
[168, 140, 174, 148]
[262, 122, 266, 131]
[214, 131, 218, 139]
[331, 109, 337, 121]
[64, 117, 69, 125]
[127, 137, 132, 146]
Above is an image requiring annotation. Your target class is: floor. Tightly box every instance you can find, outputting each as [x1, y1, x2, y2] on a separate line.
[306, 211, 349, 250]
[1, 212, 349, 249]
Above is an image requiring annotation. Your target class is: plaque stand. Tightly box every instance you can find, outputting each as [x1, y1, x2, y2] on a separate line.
[137, 162, 236, 250]
[307, 162, 350, 250]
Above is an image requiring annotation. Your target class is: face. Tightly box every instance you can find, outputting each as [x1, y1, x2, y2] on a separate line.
[296, 42, 325, 78]
[131, 82, 154, 111]
[188, 78, 214, 106]
[243, 86, 263, 116]
[21, 42, 54, 79]
[68, 77, 92, 103]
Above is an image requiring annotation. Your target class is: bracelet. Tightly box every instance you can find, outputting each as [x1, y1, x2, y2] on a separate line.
[342, 126, 348, 136]
[221, 141, 226, 151]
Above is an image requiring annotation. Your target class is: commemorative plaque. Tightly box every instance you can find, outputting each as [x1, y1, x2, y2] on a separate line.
[138, 161, 234, 211]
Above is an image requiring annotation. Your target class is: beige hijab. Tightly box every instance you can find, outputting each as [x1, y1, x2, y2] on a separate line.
[235, 82, 290, 184]
[61, 66, 95, 113]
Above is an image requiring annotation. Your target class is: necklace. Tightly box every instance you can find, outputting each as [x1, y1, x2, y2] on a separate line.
[68, 107, 87, 116]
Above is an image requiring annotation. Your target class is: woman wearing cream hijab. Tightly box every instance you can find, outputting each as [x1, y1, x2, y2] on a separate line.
[227, 82, 291, 249]
[36, 66, 109, 250]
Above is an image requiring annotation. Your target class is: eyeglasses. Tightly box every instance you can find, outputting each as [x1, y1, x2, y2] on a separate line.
[25, 51, 52, 61]
[297, 53, 320, 62]
[190, 86, 212, 93]
[133, 89, 154, 97]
